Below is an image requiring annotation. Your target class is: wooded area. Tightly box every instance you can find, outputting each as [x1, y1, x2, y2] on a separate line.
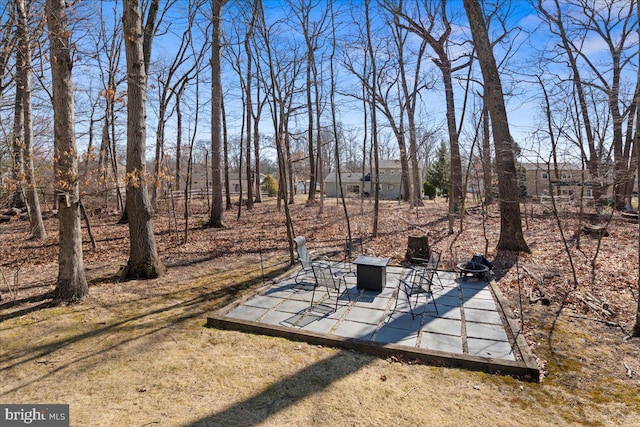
[1, 0, 640, 404]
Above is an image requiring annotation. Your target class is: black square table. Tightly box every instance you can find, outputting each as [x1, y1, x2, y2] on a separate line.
[353, 255, 390, 292]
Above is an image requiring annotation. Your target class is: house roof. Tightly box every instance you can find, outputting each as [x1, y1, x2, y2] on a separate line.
[324, 171, 363, 183]
[520, 162, 580, 171]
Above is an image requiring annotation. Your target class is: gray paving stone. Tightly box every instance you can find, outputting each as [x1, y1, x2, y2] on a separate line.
[355, 294, 391, 310]
[374, 326, 418, 346]
[245, 295, 286, 310]
[227, 305, 270, 321]
[465, 308, 503, 325]
[343, 306, 385, 325]
[332, 320, 377, 340]
[384, 311, 422, 331]
[275, 299, 314, 314]
[422, 317, 462, 336]
[286, 289, 315, 301]
[420, 332, 463, 353]
[463, 298, 497, 311]
[259, 310, 297, 326]
[459, 280, 487, 290]
[466, 322, 509, 341]
[435, 305, 461, 320]
[467, 338, 515, 360]
[461, 288, 493, 300]
[433, 294, 461, 307]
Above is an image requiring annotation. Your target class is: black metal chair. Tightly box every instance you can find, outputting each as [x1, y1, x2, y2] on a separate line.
[310, 261, 351, 312]
[393, 268, 438, 319]
[344, 235, 365, 271]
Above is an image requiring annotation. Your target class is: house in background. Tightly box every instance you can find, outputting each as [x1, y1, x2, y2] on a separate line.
[520, 162, 614, 202]
[324, 159, 422, 200]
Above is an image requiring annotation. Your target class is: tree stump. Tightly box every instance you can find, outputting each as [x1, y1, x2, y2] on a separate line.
[405, 235, 430, 263]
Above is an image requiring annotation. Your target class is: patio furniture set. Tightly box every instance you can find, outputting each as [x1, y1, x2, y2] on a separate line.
[293, 236, 468, 319]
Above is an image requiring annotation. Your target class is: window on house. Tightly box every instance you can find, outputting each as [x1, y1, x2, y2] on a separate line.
[387, 184, 394, 190]
[561, 173, 572, 180]
[541, 172, 548, 179]
[380, 170, 386, 175]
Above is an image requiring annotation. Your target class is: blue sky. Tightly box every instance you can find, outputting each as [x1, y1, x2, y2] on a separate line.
[67, 0, 638, 169]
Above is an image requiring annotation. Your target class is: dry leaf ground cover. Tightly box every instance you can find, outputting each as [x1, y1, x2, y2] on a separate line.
[1, 195, 639, 426]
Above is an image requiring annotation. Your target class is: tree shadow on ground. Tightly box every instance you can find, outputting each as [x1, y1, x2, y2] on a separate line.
[0, 264, 291, 396]
[185, 350, 371, 427]
[491, 250, 520, 281]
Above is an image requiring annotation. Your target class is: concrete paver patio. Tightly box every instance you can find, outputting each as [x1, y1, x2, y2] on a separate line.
[207, 263, 540, 381]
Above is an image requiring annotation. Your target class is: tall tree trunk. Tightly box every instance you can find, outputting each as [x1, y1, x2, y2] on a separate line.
[244, 24, 254, 211]
[463, 0, 529, 253]
[45, 0, 88, 301]
[11, 6, 25, 212]
[122, 0, 165, 278]
[632, 0, 640, 337]
[365, 0, 380, 237]
[175, 89, 182, 192]
[481, 101, 493, 204]
[207, 0, 225, 227]
[16, 0, 46, 239]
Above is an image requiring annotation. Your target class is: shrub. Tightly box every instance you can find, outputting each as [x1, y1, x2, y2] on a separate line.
[423, 181, 436, 199]
[261, 174, 278, 197]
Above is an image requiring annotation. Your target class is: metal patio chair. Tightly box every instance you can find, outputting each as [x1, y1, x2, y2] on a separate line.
[310, 261, 351, 312]
[393, 267, 439, 319]
[410, 248, 443, 291]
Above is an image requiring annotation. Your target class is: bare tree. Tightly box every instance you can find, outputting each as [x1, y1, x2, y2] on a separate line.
[386, 0, 468, 228]
[365, 0, 381, 237]
[45, 0, 88, 301]
[122, 0, 165, 278]
[150, 0, 204, 208]
[632, 0, 640, 338]
[94, 1, 125, 213]
[15, 0, 46, 240]
[206, 0, 226, 228]
[463, 0, 529, 252]
[536, 0, 638, 206]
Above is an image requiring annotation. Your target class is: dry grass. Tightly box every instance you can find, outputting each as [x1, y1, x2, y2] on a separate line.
[1, 196, 639, 426]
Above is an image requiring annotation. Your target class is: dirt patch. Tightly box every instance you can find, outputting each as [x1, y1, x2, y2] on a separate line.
[1, 196, 639, 425]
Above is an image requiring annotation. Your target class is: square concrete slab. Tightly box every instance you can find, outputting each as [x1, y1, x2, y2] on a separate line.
[466, 322, 509, 341]
[344, 306, 385, 324]
[422, 317, 462, 336]
[435, 305, 462, 320]
[461, 288, 494, 300]
[354, 294, 392, 310]
[384, 311, 422, 331]
[374, 326, 418, 346]
[420, 332, 463, 353]
[245, 295, 286, 310]
[465, 308, 503, 325]
[227, 305, 270, 321]
[259, 309, 298, 326]
[467, 338, 516, 360]
[332, 320, 377, 340]
[276, 299, 314, 314]
[463, 298, 498, 311]
[300, 316, 339, 334]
